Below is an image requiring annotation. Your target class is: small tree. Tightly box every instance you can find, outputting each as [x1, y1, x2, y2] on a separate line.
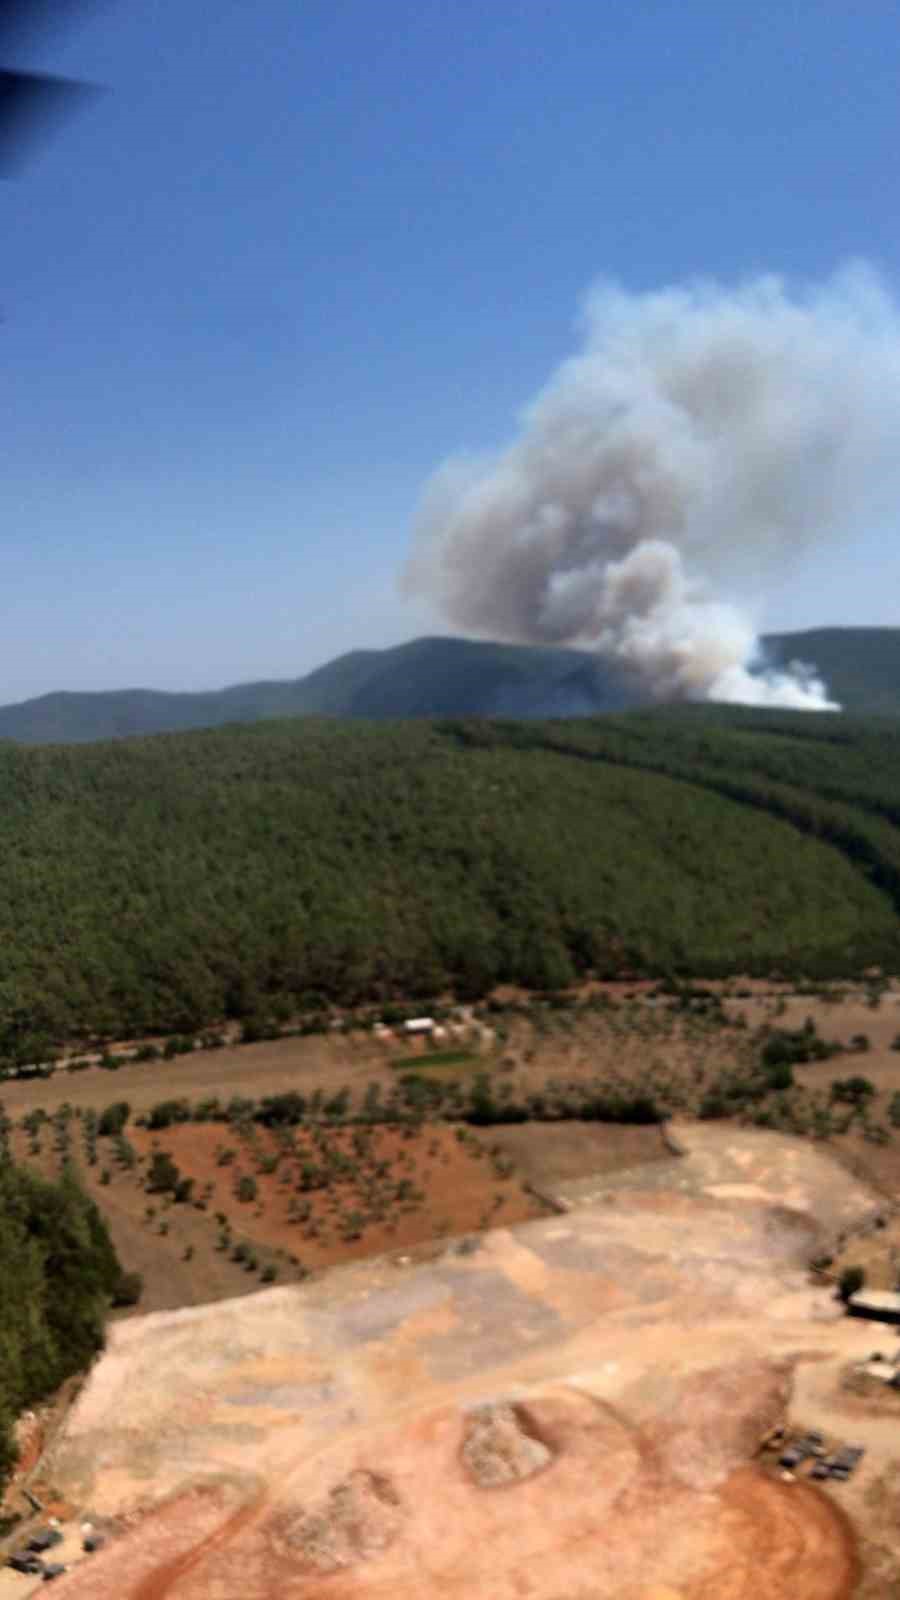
[98, 1101, 131, 1137]
[146, 1151, 181, 1193]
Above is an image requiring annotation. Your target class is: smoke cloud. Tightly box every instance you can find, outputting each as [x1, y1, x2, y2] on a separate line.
[404, 264, 900, 709]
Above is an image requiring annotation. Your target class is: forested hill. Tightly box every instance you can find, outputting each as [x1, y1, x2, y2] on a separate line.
[1, 626, 899, 743]
[0, 638, 647, 743]
[2, 707, 900, 1055]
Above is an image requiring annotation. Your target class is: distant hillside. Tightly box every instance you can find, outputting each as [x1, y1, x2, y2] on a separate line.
[762, 628, 900, 717]
[1, 706, 900, 1049]
[0, 628, 898, 744]
[0, 638, 648, 743]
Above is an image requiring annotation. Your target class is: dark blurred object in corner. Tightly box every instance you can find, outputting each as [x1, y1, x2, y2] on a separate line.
[0, 0, 104, 174]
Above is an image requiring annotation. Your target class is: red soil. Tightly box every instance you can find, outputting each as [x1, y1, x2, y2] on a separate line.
[128, 1120, 545, 1271]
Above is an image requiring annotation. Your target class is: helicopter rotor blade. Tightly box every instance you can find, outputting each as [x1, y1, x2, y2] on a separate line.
[0, 64, 98, 173]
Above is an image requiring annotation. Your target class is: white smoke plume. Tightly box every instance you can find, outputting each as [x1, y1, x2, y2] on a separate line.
[404, 264, 900, 709]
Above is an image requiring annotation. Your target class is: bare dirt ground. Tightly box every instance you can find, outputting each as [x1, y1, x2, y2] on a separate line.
[7, 1123, 897, 1599]
[0, 1032, 388, 1122]
[484, 1120, 673, 1188]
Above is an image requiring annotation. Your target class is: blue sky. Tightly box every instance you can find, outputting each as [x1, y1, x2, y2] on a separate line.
[4, 0, 900, 700]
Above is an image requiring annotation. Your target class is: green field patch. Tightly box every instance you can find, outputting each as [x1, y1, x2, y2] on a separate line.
[390, 1049, 478, 1071]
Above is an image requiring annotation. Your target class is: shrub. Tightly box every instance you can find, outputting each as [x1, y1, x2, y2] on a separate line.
[225, 1096, 255, 1124]
[240, 1016, 280, 1044]
[765, 1061, 794, 1092]
[830, 1076, 875, 1106]
[698, 1090, 729, 1120]
[146, 1151, 181, 1193]
[760, 1022, 839, 1069]
[255, 1092, 307, 1127]
[97, 1102, 130, 1138]
[192, 1098, 221, 1121]
[147, 1099, 191, 1130]
[236, 1175, 258, 1204]
[323, 1088, 350, 1121]
[112, 1271, 144, 1307]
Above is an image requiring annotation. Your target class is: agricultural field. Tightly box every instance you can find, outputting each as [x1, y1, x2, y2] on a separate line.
[5, 1107, 546, 1314]
[5, 978, 900, 1317]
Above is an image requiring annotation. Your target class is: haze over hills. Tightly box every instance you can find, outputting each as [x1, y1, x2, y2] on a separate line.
[0, 627, 898, 745]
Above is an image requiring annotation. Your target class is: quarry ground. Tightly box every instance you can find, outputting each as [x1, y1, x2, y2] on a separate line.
[4, 1121, 900, 1599]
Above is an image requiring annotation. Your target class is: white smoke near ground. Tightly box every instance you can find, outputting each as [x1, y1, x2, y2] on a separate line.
[404, 264, 900, 709]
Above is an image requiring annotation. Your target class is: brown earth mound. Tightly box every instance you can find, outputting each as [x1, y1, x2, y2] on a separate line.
[269, 1470, 403, 1574]
[460, 1401, 553, 1487]
[654, 1359, 793, 1490]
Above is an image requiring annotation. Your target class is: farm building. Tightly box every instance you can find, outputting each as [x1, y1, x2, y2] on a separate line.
[847, 1289, 900, 1324]
[403, 1017, 435, 1035]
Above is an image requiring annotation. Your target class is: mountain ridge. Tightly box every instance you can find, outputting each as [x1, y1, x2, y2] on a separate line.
[0, 627, 897, 743]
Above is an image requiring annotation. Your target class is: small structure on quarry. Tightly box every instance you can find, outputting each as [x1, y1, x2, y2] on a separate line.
[847, 1288, 900, 1323]
[860, 1358, 900, 1385]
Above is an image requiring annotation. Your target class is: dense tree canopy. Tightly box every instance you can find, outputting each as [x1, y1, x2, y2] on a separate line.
[0, 707, 897, 1053]
[0, 1144, 123, 1482]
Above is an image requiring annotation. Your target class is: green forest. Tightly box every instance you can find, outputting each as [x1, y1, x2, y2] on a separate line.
[1, 706, 900, 1056]
[0, 1139, 124, 1487]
